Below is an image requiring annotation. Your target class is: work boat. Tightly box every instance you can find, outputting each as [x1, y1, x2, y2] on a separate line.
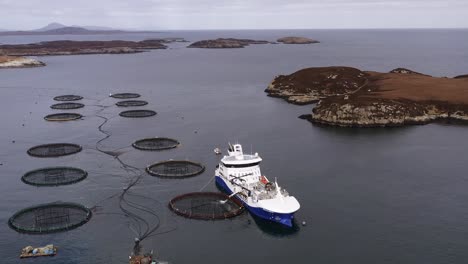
[215, 143, 300, 227]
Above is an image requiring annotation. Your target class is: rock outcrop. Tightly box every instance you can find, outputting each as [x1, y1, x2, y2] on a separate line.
[389, 68, 429, 76]
[266, 67, 468, 127]
[0, 56, 45, 68]
[277, 37, 319, 44]
[187, 38, 271, 48]
[265, 67, 368, 104]
[454, 74, 468, 79]
[0, 40, 168, 56]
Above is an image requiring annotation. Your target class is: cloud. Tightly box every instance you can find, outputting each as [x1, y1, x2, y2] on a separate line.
[0, 0, 467, 29]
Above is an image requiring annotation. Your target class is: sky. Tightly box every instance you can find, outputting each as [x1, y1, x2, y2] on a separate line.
[0, 0, 467, 30]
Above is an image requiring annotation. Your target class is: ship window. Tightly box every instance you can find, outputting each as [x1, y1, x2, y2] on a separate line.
[221, 162, 260, 168]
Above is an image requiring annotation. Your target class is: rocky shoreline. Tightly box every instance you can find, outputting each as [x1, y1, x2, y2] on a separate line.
[0, 39, 179, 56]
[277, 37, 319, 44]
[266, 67, 468, 127]
[187, 38, 272, 48]
[188, 37, 319, 48]
[0, 56, 45, 68]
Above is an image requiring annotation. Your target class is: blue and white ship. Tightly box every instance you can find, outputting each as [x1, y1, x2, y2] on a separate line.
[215, 143, 300, 227]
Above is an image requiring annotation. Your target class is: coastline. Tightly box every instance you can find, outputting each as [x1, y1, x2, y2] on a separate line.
[0, 56, 45, 68]
[266, 67, 468, 127]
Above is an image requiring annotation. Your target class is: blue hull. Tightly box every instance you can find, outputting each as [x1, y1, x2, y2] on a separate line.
[215, 176, 295, 227]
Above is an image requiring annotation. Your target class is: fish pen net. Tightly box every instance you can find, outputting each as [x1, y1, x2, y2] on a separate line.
[119, 110, 157, 118]
[53, 95, 83, 101]
[44, 113, 82, 121]
[8, 202, 92, 234]
[116, 100, 148, 107]
[132, 137, 180, 151]
[110, 93, 141, 99]
[146, 160, 205, 178]
[50, 102, 85, 110]
[27, 143, 82, 158]
[22, 167, 87, 186]
[169, 192, 244, 220]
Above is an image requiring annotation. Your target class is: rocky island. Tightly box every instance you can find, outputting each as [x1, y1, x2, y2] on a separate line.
[187, 38, 272, 48]
[0, 55, 45, 68]
[0, 39, 173, 56]
[266, 66, 468, 127]
[277, 37, 319, 44]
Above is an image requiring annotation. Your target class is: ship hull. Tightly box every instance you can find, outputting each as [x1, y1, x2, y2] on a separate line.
[215, 176, 295, 227]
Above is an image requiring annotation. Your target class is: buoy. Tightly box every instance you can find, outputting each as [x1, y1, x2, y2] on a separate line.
[301, 221, 307, 226]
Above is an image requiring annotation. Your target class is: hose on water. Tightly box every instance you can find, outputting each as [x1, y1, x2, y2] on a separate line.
[91, 100, 168, 242]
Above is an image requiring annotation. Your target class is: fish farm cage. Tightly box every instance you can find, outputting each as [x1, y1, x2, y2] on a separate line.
[22, 167, 87, 187]
[27, 143, 82, 158]
[8, 202, 92, 234]
[115, 100, 148, 107]
[146, 160, 205, 178]
[169, 192, 244, 220]
[50, 102, 85, 110]
[44, 113, 82, 121]
[119, 110, 157, 118]
[132, 137, 180, 151]
[53, 95, 83, 101]
[110, 93, 141, 99]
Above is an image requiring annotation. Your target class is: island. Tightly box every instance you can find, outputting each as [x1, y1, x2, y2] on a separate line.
[0, 39, 171, 56]
[187, 38, 272, 48]
[277, 37, 319, 44]
[0, 55, 45, 68]
[266, 66, 468, 127]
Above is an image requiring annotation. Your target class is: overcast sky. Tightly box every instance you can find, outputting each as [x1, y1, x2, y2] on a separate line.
[1, 0, 467, 30]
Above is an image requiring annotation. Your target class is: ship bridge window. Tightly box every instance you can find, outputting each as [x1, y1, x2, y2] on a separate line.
[221, 162, 260, 168]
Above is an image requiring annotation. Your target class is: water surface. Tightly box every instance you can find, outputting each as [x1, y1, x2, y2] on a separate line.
[1, 29, 468, 264]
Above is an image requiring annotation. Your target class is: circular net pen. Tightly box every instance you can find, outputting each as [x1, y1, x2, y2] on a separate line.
[50, 102, 85, 110]
[53, 95, 83, 101]
[119, 110, 156, 118]
[27, 143, 82, 158]
[116, 100, 148, 107]
[44, 113, 82, 121]
[110, 93, 141, 99]
[146, 160, 205, 178]
[169, 192, 244, 220]
[8, 202, 92, 234]
[133, 137, 180, 151]
[22, 167, 87, 187]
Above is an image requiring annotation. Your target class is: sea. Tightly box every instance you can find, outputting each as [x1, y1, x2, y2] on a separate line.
[1, 29, 468, 264]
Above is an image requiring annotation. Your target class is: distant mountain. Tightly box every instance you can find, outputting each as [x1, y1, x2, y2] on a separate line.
[0, 24, 157, 36]
[43, 26, 101, 34]
[36, 22, 116, 32]
[72, 25, 116, 31]
[35, 22, 66, 31]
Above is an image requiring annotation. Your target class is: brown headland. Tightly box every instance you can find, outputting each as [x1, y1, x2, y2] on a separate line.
[0, 39, 174, 56]
[266, 66, 468, 127]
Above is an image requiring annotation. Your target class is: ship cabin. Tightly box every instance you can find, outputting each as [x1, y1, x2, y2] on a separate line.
[218, 144, 263, 186]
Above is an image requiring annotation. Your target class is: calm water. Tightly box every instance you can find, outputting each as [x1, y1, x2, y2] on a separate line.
[1, 29, 468, 264]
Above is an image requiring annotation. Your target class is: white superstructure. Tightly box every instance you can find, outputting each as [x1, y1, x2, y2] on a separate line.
[215, 143, 300, 227]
